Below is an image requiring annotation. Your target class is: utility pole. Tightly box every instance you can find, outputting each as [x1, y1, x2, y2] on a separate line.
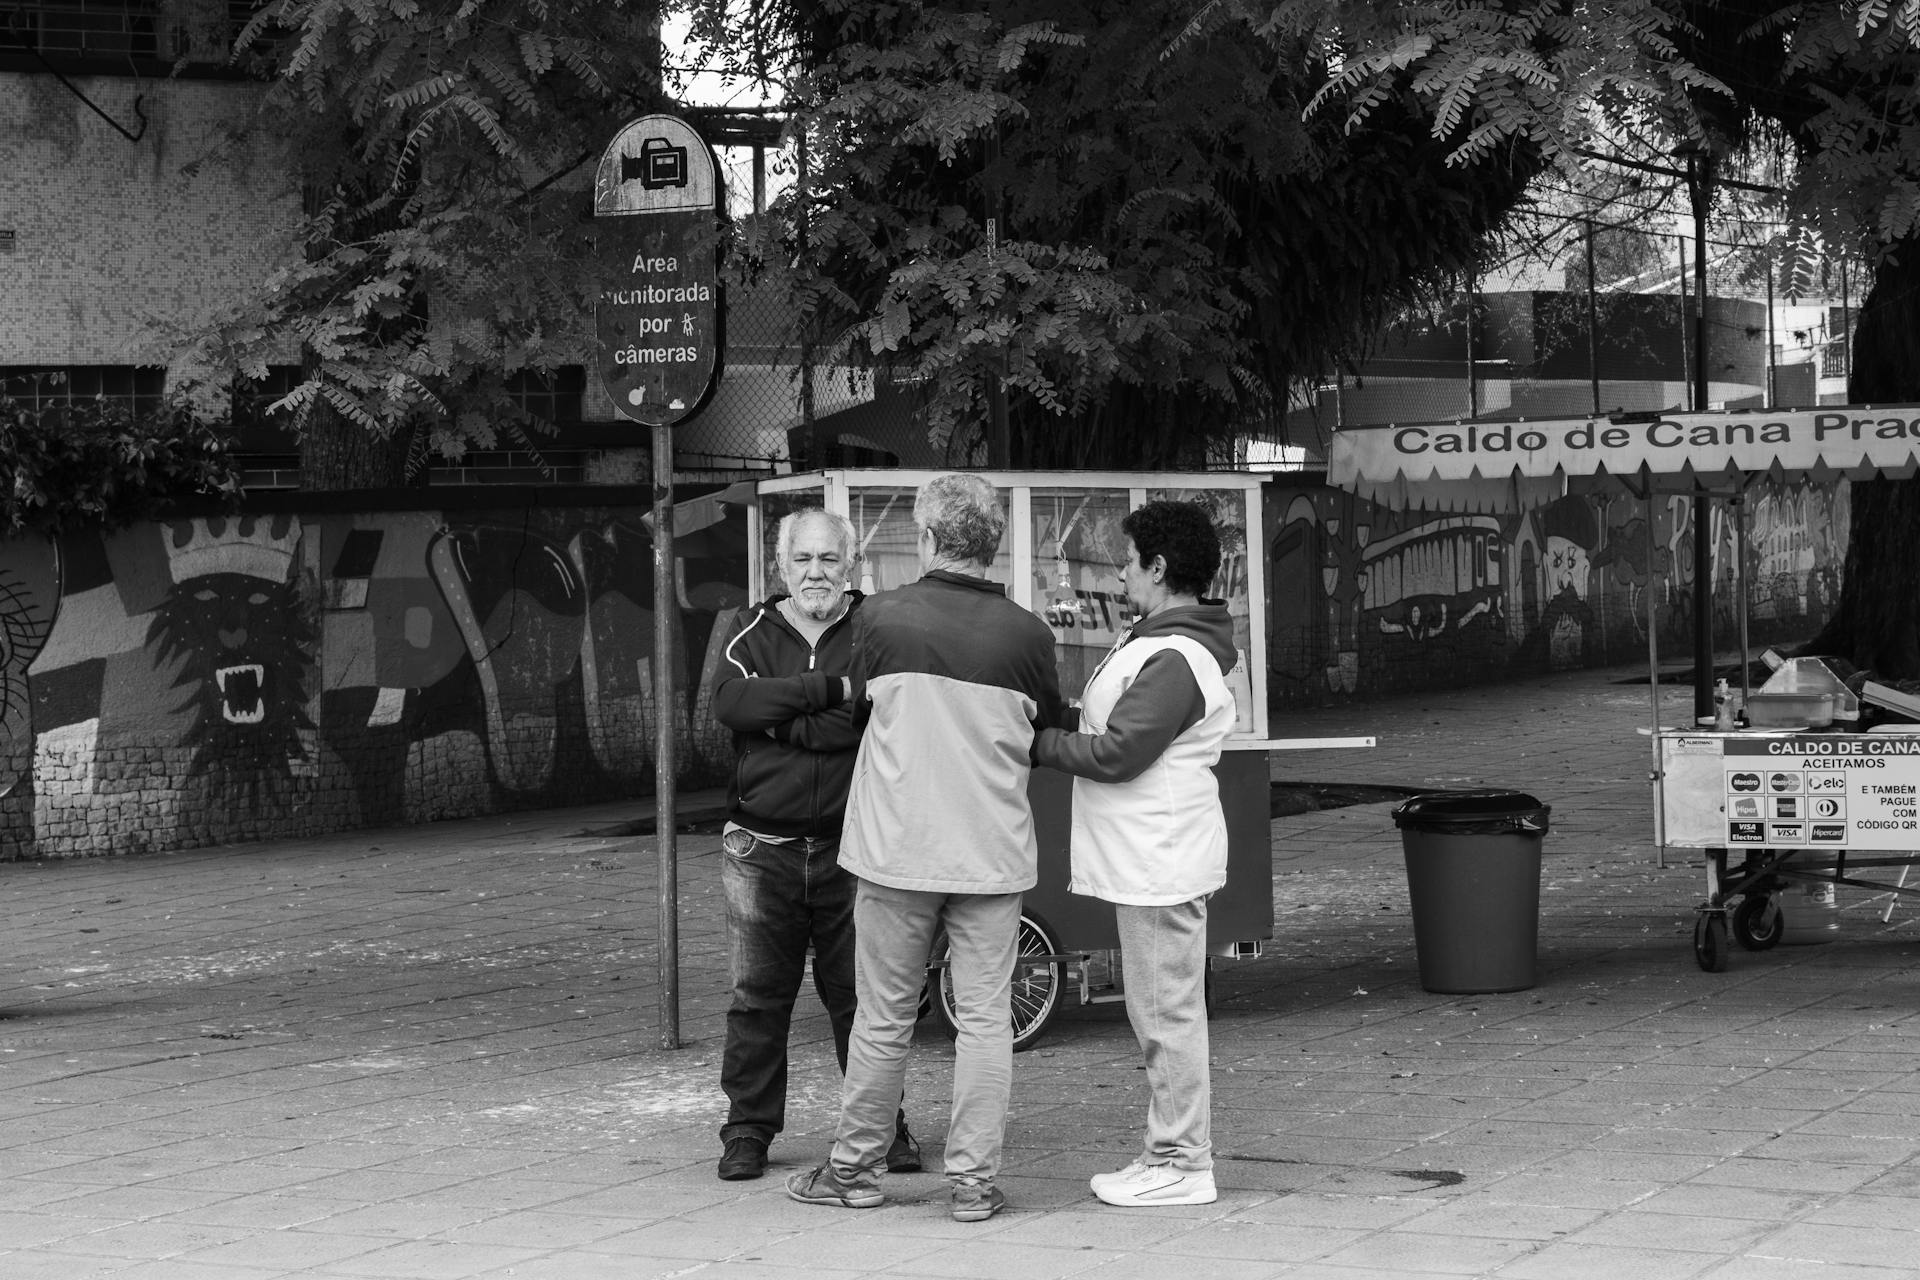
[1585, 218, 1601, 415]
[1465, 267, 1478, 418]
[1676, 232, 1690, 409]
[1840, 258, 1852, 389]
[1686, 150, 1715, 725]
[1765, 246, 1775, 408]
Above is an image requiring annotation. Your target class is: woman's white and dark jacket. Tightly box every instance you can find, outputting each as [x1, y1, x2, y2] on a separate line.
[1033, 600, 1238, 906]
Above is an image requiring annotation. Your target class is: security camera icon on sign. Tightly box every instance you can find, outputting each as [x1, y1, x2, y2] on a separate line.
[621, 138, 689, 190]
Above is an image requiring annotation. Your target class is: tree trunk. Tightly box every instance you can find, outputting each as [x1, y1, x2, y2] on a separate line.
[298, 403, 421, 490]
[1799, 247, 1920, 678]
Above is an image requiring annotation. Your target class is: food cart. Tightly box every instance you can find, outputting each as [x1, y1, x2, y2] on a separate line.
[746, 469, 1371, 1048]
[1657, 663, 1920, 969]
[1329, 406, 1920, 971]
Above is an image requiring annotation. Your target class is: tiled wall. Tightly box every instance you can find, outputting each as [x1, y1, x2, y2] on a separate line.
[0, 73, 296, 364]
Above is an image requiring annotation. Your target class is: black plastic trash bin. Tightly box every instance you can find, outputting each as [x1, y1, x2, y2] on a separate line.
[1392, 790, 1552, 994]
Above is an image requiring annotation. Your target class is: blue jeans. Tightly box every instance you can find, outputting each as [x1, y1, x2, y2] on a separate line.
[719, 830, 858, 1144]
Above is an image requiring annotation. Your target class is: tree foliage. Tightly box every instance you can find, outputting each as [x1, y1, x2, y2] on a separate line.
[1, 399, 240, 539]
[691, 0, 1539, 468]
[181, 0, 668, 486]
[1255, 2, 1920, 294]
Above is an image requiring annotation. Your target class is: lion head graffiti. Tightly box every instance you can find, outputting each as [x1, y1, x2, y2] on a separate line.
[147, 515, 315, 805]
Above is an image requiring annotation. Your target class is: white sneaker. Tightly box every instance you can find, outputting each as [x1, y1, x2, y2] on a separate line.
[1092, 1162, 1217, 1207]
[1088, 1160, 1151, 1194]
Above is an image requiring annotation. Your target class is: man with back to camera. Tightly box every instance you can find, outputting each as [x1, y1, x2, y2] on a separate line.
[709, 507, 919, 1182]
[785, 473, 1066, 1223]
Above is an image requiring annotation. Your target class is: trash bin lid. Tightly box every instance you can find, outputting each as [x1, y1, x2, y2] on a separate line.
[1392, 789, 1551, 835]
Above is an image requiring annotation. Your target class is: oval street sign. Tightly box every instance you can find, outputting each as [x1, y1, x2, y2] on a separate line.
[592, 115, 723, 427]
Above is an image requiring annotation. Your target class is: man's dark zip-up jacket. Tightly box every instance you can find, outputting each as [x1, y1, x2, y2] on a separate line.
[710, 591, 864, 839]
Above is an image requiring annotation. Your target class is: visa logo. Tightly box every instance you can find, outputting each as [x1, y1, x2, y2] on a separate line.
[1728, 821, 1766, 843]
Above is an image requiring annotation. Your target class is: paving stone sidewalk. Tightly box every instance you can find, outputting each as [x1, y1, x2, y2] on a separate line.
[6, 663, 1920, 1279]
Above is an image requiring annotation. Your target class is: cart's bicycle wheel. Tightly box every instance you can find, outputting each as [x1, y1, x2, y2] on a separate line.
[928, 911, 1065, 1053]
[1693, 912, 1730, 972]
[1731, 894, 1783, 950]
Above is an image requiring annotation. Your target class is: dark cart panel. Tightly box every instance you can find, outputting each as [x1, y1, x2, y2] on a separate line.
[1026, 749, 1273, 958]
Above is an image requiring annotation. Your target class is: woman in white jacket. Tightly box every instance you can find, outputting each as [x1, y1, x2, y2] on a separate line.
[1034, 500, 1236, 1208]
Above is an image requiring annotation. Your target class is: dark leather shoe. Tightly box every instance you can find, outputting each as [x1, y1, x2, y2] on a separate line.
[885, 1124, 923, 1173]
[718, 1136, 768, 1181]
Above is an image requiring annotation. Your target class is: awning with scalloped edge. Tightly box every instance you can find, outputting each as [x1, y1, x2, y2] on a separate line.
[1327, 406, 1920, 512]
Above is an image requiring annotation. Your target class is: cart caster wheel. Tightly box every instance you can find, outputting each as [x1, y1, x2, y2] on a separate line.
[1694, 913, 1730, 972]
[928, 910, 1064, 1053]
[1731, 894, 1783, 950]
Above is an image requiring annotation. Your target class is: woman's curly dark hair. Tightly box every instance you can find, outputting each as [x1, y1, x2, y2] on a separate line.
[1122, 500, 1221, 598]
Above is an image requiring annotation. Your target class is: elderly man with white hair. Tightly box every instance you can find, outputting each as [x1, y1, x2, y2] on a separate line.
[786, 473, 1065, 1224]
[709, 506, 920, 1183]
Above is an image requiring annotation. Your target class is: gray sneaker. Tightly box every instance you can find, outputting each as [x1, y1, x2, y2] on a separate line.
[950, 1179, 1006, 1222]
[786, 1162, 884, 1209]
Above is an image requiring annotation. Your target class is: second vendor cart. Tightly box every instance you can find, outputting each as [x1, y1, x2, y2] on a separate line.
[1329, 405, 1920, 972]
[745, 469, 1369, 1048]
[1661, 715, 1920, 970]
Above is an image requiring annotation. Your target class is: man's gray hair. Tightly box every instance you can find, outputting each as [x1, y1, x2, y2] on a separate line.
[914, 473, 1005, 565]
[774, 506, 857, 565]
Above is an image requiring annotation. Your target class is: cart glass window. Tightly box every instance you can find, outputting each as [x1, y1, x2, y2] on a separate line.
[1030, 489, 1133, 696]
[1145, 486, 1257, 733]
[849, 486, 1010, 596]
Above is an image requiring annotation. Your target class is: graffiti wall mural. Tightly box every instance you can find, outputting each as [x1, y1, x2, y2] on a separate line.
[0, 554, 57, 855]
[0, 479, 1851, 858]
[1264, 476, 1849, 706]
[0, 499, 747, 859]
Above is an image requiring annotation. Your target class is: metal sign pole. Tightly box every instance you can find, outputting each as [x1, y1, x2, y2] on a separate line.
[653, 423, 680, 1050]
[589, 113, 723, 1051]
